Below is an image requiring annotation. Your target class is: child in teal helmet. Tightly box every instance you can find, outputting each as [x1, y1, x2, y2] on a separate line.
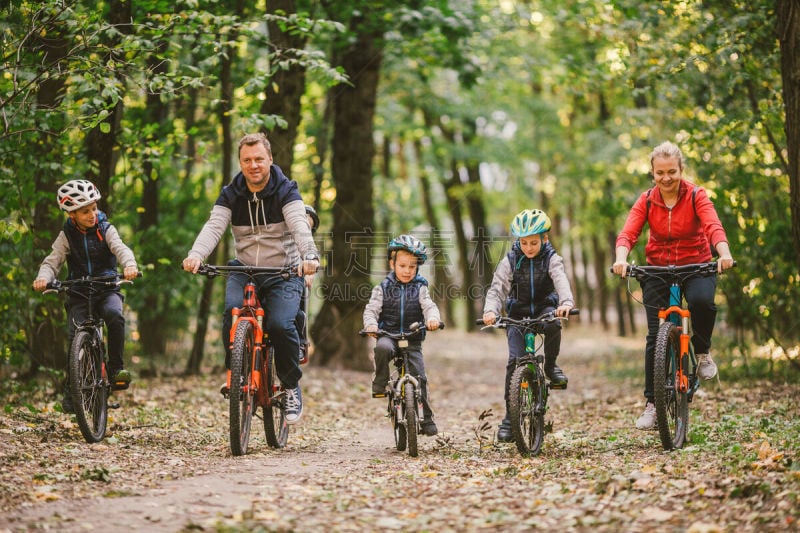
[363, 234, 442, 437]
[482, 209, 575, 443]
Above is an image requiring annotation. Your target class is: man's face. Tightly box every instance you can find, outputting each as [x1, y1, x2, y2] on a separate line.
[239, 142, 273, 192]
[69, 203, 98, 231]
[391, 250, 418, 283]
[519, 234, 545, 258]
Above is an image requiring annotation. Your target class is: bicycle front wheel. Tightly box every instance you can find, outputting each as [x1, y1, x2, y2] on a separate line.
[263, 346, 288, 448]
[654, 322, 689, 450]
[69, 331, 108, 443]
[391, 393, 407, 451]
[509, 364, 545, 457]
[404, 385, 419, 457]
[229, 320, 255, 456]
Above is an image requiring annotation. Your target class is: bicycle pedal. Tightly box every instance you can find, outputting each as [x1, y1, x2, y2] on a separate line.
[112, 382, 130, 391]
[548, 382, 567, 390]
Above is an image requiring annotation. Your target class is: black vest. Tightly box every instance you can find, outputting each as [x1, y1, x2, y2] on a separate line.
[63, 211, 117, 279]
[378, 272, 428, 335]
[506, 241, 557, 318]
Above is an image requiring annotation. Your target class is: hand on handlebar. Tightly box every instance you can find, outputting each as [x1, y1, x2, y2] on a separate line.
[426, 319, 440, 331]
[482, 311, 497, 326]
[612, 261, 629, 278]
[182, 257, 202, 274]
[123, 266, 139, 280]
[32, 278, 48, 292]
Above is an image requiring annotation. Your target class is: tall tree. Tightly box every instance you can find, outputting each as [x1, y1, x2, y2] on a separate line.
[778, 0, 800, 268]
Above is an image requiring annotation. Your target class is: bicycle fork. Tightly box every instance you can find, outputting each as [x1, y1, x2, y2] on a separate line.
[658, 285, 693, 395]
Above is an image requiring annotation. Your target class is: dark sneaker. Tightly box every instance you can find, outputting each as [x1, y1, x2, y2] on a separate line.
[219, 383, 229, 397]
[61, 393, 74, 414]
[285, 386, 303, 424]
[421, 419, 438, 436]
[111, 369, 131, 391]
[545, 364, 568, 386]
[497, 418, 513, 442]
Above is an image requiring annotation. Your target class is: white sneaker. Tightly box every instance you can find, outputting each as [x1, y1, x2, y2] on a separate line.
[697, 353, 718, 380]
[636, 402, 656, 430]
[284, 386, 303, 424]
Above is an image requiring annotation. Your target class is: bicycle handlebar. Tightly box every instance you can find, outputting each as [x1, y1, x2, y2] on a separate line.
[358, 321, 445, 339]
[609, 261, 736, 282]
[43, 272, 141, 294]
[196, 264, 296, 279]
[475, 309, 579, 329]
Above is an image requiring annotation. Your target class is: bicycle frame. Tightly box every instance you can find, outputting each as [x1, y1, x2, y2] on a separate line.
[359, 322, 441, 457]
[657, 284, 696, 397]
[478, 309, 578, 456]
[196, 263, 296, 454]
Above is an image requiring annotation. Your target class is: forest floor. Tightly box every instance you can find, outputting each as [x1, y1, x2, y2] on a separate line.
[0, 322, 798, 532]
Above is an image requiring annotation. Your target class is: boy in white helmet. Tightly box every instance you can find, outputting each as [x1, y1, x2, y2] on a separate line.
[33, 180, 139, 413]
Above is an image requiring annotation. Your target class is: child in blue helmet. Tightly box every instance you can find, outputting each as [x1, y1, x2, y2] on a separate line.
[482, 209, 575, 443]
[363, 234, 442, 436]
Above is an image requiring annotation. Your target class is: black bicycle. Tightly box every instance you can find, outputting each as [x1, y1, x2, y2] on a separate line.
[44, 274, 139, 443]
[359, 322, 443, 458]
[477, 310, 579, 456]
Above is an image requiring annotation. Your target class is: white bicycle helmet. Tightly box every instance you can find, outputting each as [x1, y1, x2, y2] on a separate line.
[57, 180, 101, 212]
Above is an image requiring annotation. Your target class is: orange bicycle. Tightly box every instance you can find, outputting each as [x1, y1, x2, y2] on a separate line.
[619, 261, 734, 450]
[197, 264, 298, 455]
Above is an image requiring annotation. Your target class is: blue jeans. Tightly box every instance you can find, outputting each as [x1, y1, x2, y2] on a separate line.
[640, 274, 717, 402]
[223, 269, 304, 389]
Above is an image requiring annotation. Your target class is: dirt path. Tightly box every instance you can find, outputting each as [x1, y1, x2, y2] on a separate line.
[1, 324, 798, 532]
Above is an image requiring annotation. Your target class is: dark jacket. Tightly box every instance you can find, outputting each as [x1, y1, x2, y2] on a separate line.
[506, 240, 558, 318]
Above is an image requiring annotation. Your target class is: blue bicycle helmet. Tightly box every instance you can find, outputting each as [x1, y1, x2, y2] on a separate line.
[510, 209, 551, 237]
[388, 234, 428, 265]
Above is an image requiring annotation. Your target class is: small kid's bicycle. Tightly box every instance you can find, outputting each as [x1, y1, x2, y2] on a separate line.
[44, 274, 139, 443]
[358, 322, 443, 458]
[477, 309, 579, 457]
[197, 264, 303, 456]
[617, 262, 734, 450]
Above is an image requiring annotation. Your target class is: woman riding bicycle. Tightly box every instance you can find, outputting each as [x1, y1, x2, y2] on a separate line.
[611, 141, 735, 430]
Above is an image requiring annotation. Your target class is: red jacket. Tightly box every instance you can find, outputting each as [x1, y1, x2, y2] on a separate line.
[616, 179, 728, 266]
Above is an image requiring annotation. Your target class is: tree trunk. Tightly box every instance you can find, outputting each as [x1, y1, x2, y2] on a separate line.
[137, 50, 169, 368]
[413, 138, 454, 324]
[261, 0, 308, 171]
[84, 0, 130, 214]
[777, 0, 800, 268]
[311, 26, 382, 370]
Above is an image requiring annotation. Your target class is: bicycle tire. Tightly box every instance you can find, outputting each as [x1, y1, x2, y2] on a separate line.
[654, 322, 689, 450]
[392, 393, 407, 451]
[404, 385, 418, 457]
[69, 330, 107, 443]
[509, 364, 545, 457]
[263, 345, 288, 448]
[229, 320, 255, 456]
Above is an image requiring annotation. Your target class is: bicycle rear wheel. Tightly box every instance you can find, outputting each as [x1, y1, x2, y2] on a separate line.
[69, 331, 108, 443]
[654, 322, 689, 450]
[229, 320, 255, 456]
[263, 346, 288, 448]
[404, 385, 418, 457]
[509, 364, 544, 457]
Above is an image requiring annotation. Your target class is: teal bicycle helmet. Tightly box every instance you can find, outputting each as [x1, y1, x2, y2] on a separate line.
[388, 234, 428, 265]
[510, 209, 551, 237]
